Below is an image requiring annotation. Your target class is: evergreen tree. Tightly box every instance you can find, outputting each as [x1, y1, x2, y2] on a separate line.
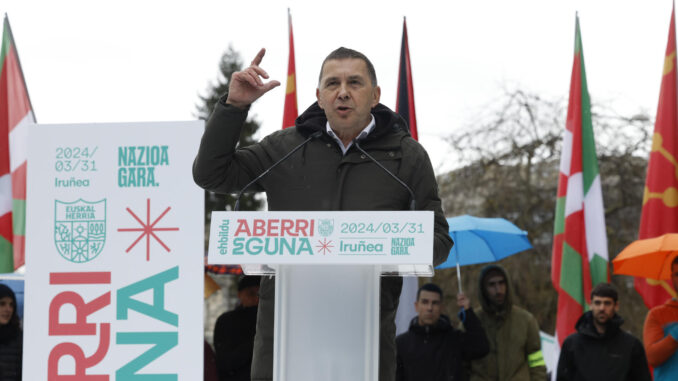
[196, 45, 263, 248]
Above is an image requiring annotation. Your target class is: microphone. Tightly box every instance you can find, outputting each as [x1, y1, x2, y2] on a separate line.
[354, 140, 416, 211]
[234, 131, 323, 211]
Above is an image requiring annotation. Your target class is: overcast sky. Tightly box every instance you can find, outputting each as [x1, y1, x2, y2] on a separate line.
[1, 0, 673, 173]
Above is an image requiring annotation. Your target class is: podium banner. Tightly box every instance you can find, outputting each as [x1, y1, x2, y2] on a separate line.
[24, 121, 204, 380]
[208, 211, 433, 265]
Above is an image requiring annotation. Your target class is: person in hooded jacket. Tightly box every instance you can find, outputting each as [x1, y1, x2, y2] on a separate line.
[0, 284, 21, 381]
[396, 283, 488, 381]
[556, 282, 650, 381]
[467, 265, 546, 381]
[193, 47, 453, 381]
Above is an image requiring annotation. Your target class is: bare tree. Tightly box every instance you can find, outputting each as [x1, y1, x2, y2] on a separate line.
[436, 88, 652, 337]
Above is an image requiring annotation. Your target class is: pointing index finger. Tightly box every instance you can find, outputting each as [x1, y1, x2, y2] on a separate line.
[251, 48, 266, 67]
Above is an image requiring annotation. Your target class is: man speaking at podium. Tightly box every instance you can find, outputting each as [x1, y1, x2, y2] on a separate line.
[193, 47, 453, 381]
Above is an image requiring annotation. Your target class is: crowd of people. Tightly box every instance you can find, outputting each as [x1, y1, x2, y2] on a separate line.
[194, 44, 678, 381]
[210, 262, 678, 381]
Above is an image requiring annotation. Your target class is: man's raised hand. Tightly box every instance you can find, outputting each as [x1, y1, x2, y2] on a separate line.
[457, 293, 471, 311]
[226, 48, 281, 109]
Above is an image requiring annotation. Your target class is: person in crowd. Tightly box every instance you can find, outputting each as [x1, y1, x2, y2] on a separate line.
[396, 283, 488, 381]
[0, 284, 21, 381]
[468, 264, 546, 381]
[193, 46, 452, 380]
[644, 256, 678, 380]
[204, 339, 218, 381]
[557, 282, 651, 380]
[213, 276, 261, 381]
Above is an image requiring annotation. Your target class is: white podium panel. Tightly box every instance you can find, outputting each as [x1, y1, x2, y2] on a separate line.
[209, 211, 435, 275]
[208, 210, 435, 381]
[274, 265, 380, 381]
[25, 122, 204, 380]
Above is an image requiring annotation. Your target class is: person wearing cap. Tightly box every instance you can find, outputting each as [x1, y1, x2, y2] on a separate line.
[0, 284, 21, 381]
[213, 276, 261, 381]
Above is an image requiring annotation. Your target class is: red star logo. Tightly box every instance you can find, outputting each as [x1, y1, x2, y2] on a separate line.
[315, 238, 334, 255]
[118, 198, 179, 261]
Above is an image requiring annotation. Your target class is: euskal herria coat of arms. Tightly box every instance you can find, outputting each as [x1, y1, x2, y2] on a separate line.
[54, 199, 107, 263]
[318, 219, 334, 237]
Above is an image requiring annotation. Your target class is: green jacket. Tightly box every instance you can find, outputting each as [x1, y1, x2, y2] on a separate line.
[469, 264, 546, 381]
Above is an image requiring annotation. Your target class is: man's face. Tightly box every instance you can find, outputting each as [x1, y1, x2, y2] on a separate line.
[590, 295, 618, 326]
[238, 285, 260, 308]
[484, 274, 507, 307]
[316, 58, 381, 136]
[672, 263, 678, 294]
[414, 290, 442, 326]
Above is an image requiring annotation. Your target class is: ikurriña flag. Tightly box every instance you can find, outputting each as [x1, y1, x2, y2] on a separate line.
[636, 5, 678, 308]
[396, 17, 418, 141]
[0, 15, 35, 272]
[551, 14, 609, 352]
[282, 8, 298, 130]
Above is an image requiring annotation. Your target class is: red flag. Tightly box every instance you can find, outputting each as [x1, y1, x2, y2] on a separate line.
[636, 5, 678, 307]
[282, 9, 298, 129]
[396, 17, 418, 141]
[1, 15, 35, 272]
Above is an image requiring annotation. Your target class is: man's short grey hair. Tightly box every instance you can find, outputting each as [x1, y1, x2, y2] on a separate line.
[318, 47, 378, 86]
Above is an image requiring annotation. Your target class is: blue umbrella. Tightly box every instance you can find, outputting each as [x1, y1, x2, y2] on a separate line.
[436, 215, 533, 293]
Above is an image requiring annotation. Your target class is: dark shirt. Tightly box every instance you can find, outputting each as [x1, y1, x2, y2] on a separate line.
[396, 311, 489, 381]
[213, 305, 257, 381]
[557, 311, 651, 381]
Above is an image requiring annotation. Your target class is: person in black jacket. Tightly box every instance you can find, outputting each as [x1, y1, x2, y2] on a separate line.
[0, 284, 21, 381]
[396, 283, 489, 381]
[556, 282, 651, 381]
[213, 276, 261, 381]
[194, 47, 453, 381]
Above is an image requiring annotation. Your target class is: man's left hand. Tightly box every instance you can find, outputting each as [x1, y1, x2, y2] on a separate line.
[457, 293, 471, 310]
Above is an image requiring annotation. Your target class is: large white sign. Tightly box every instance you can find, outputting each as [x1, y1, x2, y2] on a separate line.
[25, 121, 204, 380]
[208, 211, 433, 265]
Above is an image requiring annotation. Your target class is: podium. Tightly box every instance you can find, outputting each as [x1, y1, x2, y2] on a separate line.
[208, 211, 434, 381]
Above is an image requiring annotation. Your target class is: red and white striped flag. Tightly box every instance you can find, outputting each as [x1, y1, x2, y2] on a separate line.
[282, 8, 298, 130]
[1, 15, 35, 272]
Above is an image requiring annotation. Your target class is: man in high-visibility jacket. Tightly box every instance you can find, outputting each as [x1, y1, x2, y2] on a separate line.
[468, 264, 546, 381]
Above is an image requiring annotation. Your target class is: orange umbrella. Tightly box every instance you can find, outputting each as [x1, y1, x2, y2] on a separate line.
[613, 233, 678, 280]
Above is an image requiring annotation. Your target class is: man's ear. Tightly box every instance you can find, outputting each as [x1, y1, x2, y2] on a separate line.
[316, 88, 324, 109]
[614, 301, 620, 313]
[371, 86, 381, 108]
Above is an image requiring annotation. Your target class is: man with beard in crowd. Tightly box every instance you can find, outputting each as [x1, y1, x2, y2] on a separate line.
[468, 264, 546, 381]
[557, 282, 650, 380]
